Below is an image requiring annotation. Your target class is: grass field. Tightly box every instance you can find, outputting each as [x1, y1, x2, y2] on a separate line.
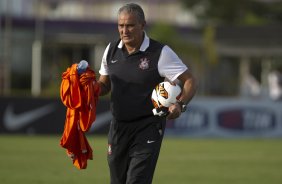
[0, 135, 282, 184]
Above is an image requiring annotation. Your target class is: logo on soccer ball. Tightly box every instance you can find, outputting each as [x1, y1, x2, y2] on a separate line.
[158, 83, 169, 99]
[139, 57, 150, 70]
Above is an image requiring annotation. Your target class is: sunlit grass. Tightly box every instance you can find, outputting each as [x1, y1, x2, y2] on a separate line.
[0, 135, 281, 184]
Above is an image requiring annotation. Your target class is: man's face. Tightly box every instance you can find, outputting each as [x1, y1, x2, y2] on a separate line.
[118, 11, 145, 47]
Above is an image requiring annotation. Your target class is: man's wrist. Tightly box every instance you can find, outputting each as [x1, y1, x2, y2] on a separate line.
[176, 100, 187, 112]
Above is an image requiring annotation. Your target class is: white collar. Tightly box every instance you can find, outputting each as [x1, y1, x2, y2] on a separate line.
[117, 32, 149, 52]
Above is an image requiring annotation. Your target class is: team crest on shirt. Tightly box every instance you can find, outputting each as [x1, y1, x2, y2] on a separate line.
[139, 57, 150, 70]
[108, 144, 112, 155]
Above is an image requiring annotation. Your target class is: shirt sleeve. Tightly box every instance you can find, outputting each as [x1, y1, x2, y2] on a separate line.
[158, 45, 188, 82]
[99, 43, 111, 76]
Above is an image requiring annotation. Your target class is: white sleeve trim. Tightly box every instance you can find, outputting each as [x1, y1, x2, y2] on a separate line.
[158, 45, 188, 82]
[99, 43, 111, 75]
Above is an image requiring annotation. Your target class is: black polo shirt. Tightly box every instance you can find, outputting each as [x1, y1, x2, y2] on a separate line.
[105, 38, 164, 121]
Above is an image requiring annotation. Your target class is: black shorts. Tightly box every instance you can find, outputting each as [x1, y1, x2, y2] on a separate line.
[107, 116, 166, 184]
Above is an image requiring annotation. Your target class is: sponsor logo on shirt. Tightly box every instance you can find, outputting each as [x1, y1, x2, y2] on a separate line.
[147, 140, 155, 144]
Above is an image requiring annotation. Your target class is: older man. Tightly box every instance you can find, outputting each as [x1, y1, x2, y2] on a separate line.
[98, 3, 196, 184]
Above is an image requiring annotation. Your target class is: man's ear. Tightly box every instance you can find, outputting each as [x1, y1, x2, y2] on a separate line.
[141, 21, 146, 30]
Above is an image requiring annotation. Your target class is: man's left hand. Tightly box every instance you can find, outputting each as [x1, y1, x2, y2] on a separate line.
[166, 103, 182, 119]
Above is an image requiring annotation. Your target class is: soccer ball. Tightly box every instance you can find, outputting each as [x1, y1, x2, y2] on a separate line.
[151, 81, 182, 108]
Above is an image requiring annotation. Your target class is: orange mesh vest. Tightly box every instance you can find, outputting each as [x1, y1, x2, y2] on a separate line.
[60, 64, 100, 169]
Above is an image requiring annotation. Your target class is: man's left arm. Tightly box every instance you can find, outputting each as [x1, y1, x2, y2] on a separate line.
[167, 69, 197, 119]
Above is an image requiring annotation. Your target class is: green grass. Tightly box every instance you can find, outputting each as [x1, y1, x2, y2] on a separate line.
[0, 135, 281, 184]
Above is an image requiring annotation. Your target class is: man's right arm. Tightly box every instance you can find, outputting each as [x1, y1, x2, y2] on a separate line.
[98, 75, 111, 96]
[98, 43, 111, 96]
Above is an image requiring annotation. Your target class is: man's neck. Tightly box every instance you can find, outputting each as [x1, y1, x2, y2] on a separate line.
[124, 33, 144, 54]
[124, 45, 140, 54]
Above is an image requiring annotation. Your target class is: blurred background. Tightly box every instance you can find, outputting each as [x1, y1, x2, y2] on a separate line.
[0, 0, 282, 137]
